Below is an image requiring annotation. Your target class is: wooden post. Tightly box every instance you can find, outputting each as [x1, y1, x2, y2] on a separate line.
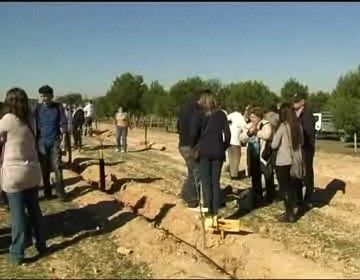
[144, 124, 148, 146]
[354, 133, 358, 153]
[99, 158, 106, 192]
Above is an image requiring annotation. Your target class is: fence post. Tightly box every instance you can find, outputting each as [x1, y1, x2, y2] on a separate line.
[354, 133, 358, 153]
[144, 124, 148, 146]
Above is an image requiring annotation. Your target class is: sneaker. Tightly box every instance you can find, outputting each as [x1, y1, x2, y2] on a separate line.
[115, 148, 120, 152]
[190, 206, 209, 213]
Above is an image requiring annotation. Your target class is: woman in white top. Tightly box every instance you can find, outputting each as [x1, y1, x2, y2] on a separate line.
[0, 88, 47, 265]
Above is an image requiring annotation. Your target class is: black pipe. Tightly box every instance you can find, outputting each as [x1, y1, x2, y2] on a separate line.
[99, 158, 106, 192]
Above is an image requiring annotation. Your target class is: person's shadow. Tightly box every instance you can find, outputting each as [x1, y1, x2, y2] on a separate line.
[0, 198, 144, 262]
[296, 178, 346, 220]
[311, 179, 346, 208]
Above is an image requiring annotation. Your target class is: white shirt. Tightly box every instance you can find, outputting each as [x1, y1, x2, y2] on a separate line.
[228, 111, 246, 146]
[83, 103, 94, 118]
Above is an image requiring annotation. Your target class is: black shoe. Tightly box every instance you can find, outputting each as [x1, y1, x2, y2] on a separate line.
[44, 193, 53, 200]
[276, 212, 296, 223]
[36, 245, 49, 257]
[186, 201, 199, 208]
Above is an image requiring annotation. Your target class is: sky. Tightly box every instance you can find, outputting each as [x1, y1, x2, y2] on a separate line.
[1, 2, 360, 99]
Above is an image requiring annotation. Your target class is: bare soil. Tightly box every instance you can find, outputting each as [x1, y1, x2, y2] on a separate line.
[61, 123, 360, 279]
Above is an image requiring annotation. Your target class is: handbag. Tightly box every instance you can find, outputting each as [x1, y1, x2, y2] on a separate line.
[190, 116, 209, 161]
[285, 125, 305, 179]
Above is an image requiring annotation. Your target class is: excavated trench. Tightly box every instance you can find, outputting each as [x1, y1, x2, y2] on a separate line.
[67, 145, 344, 279]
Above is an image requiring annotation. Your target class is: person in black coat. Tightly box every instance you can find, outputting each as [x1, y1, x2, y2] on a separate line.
[72, 104, 85, 150]
[293, 92, 316, 209]
[177, 92, 202, 208]
[190, 90, 231, 218]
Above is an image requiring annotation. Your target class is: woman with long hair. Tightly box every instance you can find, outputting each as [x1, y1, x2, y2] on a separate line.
[0, 88, 47, 264]
[190, 90, 231, 222]
[240, 106, 275, 207]
[271, 102, 304, 223]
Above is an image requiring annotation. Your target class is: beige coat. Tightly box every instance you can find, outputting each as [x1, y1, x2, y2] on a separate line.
[0, 113, 42, 193]
[240, 119, 272, 157]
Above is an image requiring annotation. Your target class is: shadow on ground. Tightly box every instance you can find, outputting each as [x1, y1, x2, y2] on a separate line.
[106, 176, 163, 195]
[81, 144, 116, 152]
[71, 157, 124, 173]
[312, 178, 346, 208]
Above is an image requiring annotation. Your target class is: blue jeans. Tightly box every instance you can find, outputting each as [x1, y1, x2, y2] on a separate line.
[116, 126, 128, 151]
[199, 158, 223, 215]
[6, 188, 47, 263]
[179, 146, 200, 205]
[38, 138, 65, 198]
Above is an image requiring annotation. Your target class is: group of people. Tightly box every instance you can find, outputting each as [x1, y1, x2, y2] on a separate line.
[177, 88, 316, 224]
[0, 83, 316, 264]
[0, 85, 96, 265]
[62, 100, 96, 152]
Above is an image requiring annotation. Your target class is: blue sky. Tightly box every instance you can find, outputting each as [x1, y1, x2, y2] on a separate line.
[1, 2, 360, 99]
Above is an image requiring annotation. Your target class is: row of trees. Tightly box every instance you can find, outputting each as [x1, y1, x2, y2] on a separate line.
[55, 65, 360, 135]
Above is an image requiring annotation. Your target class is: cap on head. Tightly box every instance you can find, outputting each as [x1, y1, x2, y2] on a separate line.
[38, 85, 54, 96]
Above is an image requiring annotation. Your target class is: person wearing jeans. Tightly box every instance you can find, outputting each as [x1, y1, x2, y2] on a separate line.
[0, 88, 47, 265]
[35, 85, 67, 201]
[177, 93, 202, 208]
[113, 107, 129, 153]
[190, 90, 231, 218]
[178, 146, 200, 207]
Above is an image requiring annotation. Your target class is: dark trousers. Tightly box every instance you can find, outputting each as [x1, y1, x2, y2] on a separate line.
[227, 145, 242, 178]
[250, 155, 275, 203]
[199, 158, 223, 215]
[38, 139, 65, 198]
[6, 188, 46, 262]
[0, 191, 8, 206]
[72, 125, 83, 148]
[179, 146, 200, 205]
[303, 147, 315, 202]
[275, 165, 303, 217]
[116, 126, 128, 152]
[84, 117, 93, 136]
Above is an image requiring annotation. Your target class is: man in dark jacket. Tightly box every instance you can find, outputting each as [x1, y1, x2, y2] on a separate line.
[72, 104, 85, 150]
[177, 92, 202, 208]
[293, 92, 316, 209]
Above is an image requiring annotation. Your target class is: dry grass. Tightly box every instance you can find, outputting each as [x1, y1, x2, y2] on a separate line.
[0, 196, 150, 278]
